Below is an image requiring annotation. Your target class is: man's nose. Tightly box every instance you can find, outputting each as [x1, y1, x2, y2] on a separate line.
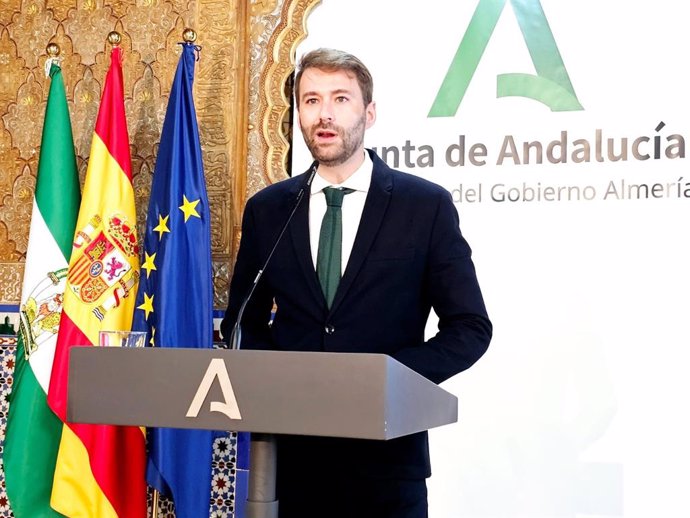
[319, 101, 334, 122]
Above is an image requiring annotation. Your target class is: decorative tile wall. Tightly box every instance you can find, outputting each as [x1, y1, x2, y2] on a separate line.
[0, 336, 247, 518]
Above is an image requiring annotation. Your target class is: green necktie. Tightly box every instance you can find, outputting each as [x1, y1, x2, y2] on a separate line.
[317, 187, 354, 308]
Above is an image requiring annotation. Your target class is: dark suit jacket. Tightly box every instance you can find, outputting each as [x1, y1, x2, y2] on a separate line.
[221, 150, 491, 480]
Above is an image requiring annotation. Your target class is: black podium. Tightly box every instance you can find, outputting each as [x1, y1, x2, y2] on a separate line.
[67, 347, 458, 518]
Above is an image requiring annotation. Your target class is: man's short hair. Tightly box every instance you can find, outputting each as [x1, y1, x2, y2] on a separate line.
[295, 48, 374, 107]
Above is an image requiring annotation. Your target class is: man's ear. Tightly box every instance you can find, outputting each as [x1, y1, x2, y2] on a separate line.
[365, 101, 377, 129]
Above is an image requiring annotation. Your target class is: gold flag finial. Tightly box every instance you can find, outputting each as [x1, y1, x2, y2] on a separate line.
[45, 42, 62, 76]
[182, 28, 197, 43]
[107, 31, 122, 47]
[46, 43, 60, 57]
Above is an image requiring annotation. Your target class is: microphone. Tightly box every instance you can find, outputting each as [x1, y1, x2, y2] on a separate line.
[229, 162, 318, 350]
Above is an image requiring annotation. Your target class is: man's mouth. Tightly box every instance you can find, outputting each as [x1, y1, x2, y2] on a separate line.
[315, 129, 338, 139]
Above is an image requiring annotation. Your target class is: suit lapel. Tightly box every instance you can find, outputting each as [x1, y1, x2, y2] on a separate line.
[330, 157, 393, 313]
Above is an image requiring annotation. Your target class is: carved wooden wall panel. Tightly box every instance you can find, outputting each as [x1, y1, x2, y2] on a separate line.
[0, 0, 322, 308]
[0, 0, 248, 308]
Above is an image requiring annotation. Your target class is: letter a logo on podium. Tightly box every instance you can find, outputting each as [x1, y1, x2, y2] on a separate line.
[186, 358, 242, 420]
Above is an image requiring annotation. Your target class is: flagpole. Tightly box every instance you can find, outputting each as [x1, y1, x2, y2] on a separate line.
[107, 28, 158, 518]
[151, 489, 159, 518]
[151, 330, 160, 518]
[144, 26, 215, 518]
[148, 29, 201, 518]
[151, 325, 159, 518]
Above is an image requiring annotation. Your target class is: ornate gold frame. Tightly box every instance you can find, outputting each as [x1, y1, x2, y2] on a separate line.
[259, 0, 321, 186]
[247, 0, 321, 198]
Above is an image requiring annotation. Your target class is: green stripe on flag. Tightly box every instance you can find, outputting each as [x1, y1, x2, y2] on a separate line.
[34, 64, 80, 261]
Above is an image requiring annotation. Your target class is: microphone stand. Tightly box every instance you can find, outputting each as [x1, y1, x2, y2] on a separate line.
[229, 163, 317, 351]
[229, 163, 317, 518]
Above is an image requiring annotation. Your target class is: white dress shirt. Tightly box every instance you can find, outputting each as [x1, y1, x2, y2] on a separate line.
[309, 151, 373, 274]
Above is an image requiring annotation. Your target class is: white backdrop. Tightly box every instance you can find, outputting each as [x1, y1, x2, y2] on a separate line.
[292, 2, 690, 517]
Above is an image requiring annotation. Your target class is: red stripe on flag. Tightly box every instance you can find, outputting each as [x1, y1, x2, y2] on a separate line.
[94, 47, 132, 181]
[47, 311, 91, 421]
[65, 420, 146, 518]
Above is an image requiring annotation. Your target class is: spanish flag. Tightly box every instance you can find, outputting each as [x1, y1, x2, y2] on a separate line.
[46, 46, 147, 518]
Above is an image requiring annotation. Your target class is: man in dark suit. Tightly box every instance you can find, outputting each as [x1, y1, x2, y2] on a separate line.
[222, 48, 491, 518]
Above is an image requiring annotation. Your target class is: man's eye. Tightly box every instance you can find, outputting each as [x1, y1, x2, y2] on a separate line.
[336, 96, 348, 103]
[304, 98, 318, 105]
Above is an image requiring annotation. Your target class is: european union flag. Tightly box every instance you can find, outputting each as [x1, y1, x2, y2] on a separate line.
[133, 42, 214, 518]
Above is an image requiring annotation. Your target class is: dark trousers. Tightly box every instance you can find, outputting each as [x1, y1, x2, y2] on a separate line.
[277, 475, 428, 518]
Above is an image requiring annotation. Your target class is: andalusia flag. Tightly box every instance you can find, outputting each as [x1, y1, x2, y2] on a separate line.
[4, 60, 79, 518]
[46, 46, 147, 518]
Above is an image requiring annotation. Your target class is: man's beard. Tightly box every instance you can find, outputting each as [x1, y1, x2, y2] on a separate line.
[303, 114, 366, 167]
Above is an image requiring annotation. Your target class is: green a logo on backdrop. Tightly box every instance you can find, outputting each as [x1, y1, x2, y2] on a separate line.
[429, 0, 583, 117]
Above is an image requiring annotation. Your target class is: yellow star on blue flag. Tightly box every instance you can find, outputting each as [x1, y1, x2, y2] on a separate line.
[179, 195, 200, 222]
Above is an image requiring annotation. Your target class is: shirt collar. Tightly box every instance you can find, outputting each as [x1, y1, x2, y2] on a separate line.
[310, 151, 373, 195]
